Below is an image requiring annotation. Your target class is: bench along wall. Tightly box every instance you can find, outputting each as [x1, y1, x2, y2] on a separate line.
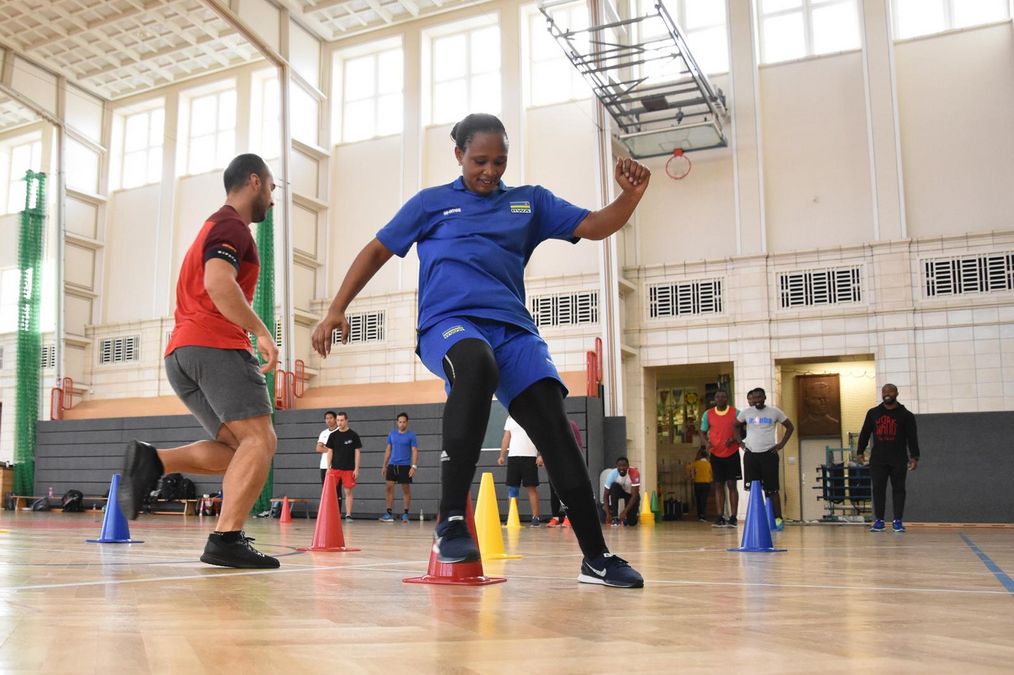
[34, 397, 605, 518]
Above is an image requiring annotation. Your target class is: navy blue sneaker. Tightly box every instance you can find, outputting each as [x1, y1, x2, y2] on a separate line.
[892, 519, 906, 533]
[120, 440, 163, 519]
[870, 519, 885, 532]
[433, 514, 480, 563]
[578, 552, 644, 588]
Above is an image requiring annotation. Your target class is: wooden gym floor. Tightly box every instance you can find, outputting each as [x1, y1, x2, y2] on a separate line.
[0, 512, 1012, 673]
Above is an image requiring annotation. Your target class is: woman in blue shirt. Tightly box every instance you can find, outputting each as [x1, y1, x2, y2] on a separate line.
[312, 114, 649, 588]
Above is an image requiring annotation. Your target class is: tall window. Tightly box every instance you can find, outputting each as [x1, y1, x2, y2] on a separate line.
[112, 105, 164, 190]
[428, 20, 501, 125]
[337, 43, 403, 143]
[251, 72, 281, 159]
[634, 0, 729, 76]
[183, 86, 236, 175]
[3, 137, 42, 214]
[892, 0, 1011, 40]
[759, 0, 861, 64]
[527, 2, 590, 106]
[0, 267, 18, 333]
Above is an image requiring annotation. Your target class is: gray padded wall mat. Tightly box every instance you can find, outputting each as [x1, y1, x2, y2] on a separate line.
[35, 397, 604, 519]
[901, 411, 1014, 523]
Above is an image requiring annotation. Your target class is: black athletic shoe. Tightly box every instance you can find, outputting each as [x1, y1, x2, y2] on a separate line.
[433, 513, 480, 563]
[530, 516, 542, 527]
[200, 532, 280, 569]
[712, 516, 727, 528]
[727, 516, 738, 527]
[120, 440, 163, 520]
[577, 552, 645, 588]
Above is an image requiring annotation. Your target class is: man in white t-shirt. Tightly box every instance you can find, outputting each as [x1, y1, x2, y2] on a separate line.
[316, 411, 340, 508]
[498, 416, 544, 526]
[735, 388, 794, 531]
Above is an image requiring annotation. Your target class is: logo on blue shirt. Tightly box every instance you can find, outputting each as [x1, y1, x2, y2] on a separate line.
[509, 201, 532, 214]
[442, 325, 466, 339]
[443, 207, 461, 216]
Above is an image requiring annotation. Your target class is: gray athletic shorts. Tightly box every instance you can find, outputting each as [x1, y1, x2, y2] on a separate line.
[165, 346, 273, 438]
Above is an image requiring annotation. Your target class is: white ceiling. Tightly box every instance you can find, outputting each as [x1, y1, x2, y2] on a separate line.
[0, 0, 489, 106]
[0, 0, 265, 101]
[0, 93, 37, 129]
[292, 0, 484, 42]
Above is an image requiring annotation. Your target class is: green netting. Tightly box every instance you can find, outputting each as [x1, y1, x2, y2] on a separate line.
[250, 208, 275, 514]
[14, 171, 47, 495]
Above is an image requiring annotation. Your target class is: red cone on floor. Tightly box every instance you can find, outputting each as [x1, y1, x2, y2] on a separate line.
[403, 491, 506, 586]
[298, 471, 359, 552]
[279, 496, 292, 524]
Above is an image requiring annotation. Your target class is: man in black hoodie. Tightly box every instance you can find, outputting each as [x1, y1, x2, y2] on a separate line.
[856, 384, 920, 533]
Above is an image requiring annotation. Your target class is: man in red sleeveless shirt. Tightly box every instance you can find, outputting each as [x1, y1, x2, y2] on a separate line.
[699, 389, 742, 528]
[119, 154, 280, 568]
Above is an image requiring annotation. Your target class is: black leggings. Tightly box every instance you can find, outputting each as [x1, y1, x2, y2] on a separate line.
[871, 458, 908, 520]
[693, 482, 710, 519]
[439, 339, 607, 559]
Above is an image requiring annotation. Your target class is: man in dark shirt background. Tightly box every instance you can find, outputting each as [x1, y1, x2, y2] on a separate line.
[325, 411, 362, 520]
[857, 384, 920, 533]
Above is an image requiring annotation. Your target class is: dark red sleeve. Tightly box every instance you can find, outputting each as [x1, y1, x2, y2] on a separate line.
[203, 217, 254, 270]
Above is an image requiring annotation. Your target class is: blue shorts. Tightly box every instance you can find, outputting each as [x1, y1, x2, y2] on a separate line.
[418, 317, 567, 411]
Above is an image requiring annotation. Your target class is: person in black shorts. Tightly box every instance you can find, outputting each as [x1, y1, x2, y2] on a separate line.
[380, 412, 419, 522]
[735, 388, 794, 531]
[700, 389, 742, 527]
[498, 415, 543, 526]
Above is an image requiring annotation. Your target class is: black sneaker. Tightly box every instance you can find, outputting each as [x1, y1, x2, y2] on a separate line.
[530, 516, 542, 527]
[120, 440, 163, 520]
[578, 552, 644, 588]
[727, 516, 738, 527]
[712, 516, 727, 528]
[433, 513, 480, 563]
[200, 532, 280, 569]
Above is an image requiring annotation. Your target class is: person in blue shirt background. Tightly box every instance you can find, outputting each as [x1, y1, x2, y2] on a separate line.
[312, 113, 650, 588]
[380, 412, 419, 522]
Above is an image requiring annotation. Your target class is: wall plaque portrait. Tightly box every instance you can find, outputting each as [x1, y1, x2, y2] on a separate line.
[797, 374, 842, 438]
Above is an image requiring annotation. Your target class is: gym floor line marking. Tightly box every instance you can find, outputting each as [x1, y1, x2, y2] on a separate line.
[505, 574, 1013, 596]
[960, 533, 1014, 596]
[1, 558, 432, 593]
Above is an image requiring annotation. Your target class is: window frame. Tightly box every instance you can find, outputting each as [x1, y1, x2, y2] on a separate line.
[891, 0, 1012, 41]
[758, 0, 861, 65]
[523, 1, 592, 108]
[631, 0, 730, 76]
[110, 100, 165, 191]
[2, 134, 43, 214]
[333, 38, 405, 145]
[179, 80, 238, 177]
[422, 14, 502, 126]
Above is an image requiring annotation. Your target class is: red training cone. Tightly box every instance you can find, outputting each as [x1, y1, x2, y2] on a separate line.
[298, 471, 359, 552]
[279, 496, 292, 524]
[403, 491, 506, 586]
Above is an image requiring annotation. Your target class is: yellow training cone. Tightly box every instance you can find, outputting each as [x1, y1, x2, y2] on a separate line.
[506, 497, 522, 530]
[638, 490, 655, 527]
[474, 472, 522, 560]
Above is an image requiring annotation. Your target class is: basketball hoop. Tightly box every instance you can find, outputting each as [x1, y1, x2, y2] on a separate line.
[665, 148, 692, 180]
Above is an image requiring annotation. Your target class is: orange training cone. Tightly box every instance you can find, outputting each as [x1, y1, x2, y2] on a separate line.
[298, 471, 359, 552]
[404, 491, 506, 586]
[279, 496, 292, 523]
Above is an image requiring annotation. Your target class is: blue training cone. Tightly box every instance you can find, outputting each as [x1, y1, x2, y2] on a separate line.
[728, 481, 784, 553]
[765, 493, 777, 531]
[87, 474, 143, 544]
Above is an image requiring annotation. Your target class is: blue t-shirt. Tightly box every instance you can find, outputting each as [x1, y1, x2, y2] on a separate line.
[386, 429, 418, 466]
[376, 177, 590, 334]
